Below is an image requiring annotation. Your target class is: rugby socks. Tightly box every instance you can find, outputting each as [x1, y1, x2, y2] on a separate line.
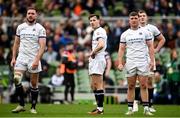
[15, 84, 25, 106]
[93, 90, 98, 102]
[148, 88, 154, 107]
[30, 87, 39, 109]
[95, 90, 104, 111]
[142, 102, 149, 110]
[135, 87, 140, 101]
[128, 102, 133, 110]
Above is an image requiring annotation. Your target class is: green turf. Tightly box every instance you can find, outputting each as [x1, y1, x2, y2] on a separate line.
[0, 104, 180, 117]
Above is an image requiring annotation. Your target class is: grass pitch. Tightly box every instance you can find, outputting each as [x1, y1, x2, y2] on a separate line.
[0, 104, 179, 117]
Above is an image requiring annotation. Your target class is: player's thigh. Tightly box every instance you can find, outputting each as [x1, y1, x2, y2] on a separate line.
[127, 76, 137, 89]
[30, 73, 39, 87]
[138, 75, 148, 88]
[148, 76, 153, 86]
[91, 74, 103, 88]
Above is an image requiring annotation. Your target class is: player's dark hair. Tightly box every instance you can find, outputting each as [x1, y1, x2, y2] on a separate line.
[27, 7, 37, 13]
[138, 10, 147, 15]
[88, 14, 100, 20]
[129, 11, 139, 17]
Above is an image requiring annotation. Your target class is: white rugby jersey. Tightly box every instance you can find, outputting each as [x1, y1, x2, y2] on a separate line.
[16, 22, 46, 59]
[142, 24, 161, 41]
[92, 27, 107, 57]
[142, 24, 161, 61]
[120, 27, 152, 62]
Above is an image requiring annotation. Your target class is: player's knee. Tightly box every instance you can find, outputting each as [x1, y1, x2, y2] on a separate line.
[140, 83, 147, 89]
[128, 84, 135, 90]
[91, 83, 96, 90]
[14, 72, 23, 85]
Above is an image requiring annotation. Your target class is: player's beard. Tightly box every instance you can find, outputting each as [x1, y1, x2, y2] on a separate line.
[27, 18, 36, 24]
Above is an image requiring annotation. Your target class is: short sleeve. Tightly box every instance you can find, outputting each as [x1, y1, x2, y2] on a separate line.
[145, 30, 153, 41]
[152, 25, 161, 37]
[39, 27, 46, 38]
[120, 33, 126, 43]
[16, 26, 20, 37]
[95, 28, 106, 40]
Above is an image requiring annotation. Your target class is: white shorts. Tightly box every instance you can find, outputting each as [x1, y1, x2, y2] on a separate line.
[125, 61, 149, 77]
[14, 55, 42, 73]
[88, 56, 106, 75]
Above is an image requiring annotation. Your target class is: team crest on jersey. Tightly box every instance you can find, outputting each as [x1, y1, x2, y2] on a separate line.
[33, 28, 36, 31]
[139, 32, 142, 35]
[43, 31, 46, 35]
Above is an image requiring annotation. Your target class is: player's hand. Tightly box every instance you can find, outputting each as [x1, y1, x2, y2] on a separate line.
[118, 64, 124, 71]
[154, 48, 159, 53]
[31, 60, 39, 70]
[149, 61, 154, 71]
[10, 58, 16, 67]
[90, 51, 96, 59]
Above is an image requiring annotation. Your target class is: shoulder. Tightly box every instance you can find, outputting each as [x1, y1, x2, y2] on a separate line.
[140, 27, 149, 33]
[146, 24, 159, 32]
[147, 24, 157, 29]
[121, 29, 130, 37]
[17, 22, 26, 29]
[36, 23, 45, 30]
[95, 27, 106, 34]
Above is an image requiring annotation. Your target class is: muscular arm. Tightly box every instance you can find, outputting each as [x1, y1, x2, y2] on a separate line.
[12, 36, 20, 59]
[155, 34, 165, 53]
[105, 57, 112, 77]
[92, 38, 105, 55]
[35, 38, 46, 61]
[118, 43, 126, 65]
[146, 40, 155, 69]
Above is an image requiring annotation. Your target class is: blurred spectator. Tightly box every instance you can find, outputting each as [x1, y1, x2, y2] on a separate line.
[0, 17, 8, 48]
[164, 22, 176, 49]
[77, 48, 86, 69]
[64, 19, 78, 37]
[49, 67, 64, 87]
[75, 18, 86, 45]
[43, 20, 54, 42]
[40, 59, 49, 79]
[112, 19, 126, 53]
[102, 22, 114, 54]
[144, 0, 155, 16]
[63, 7, 76, 19]
[56, 46, 65, 61]
[59, 42, 77, 104]
[103, 52, 114, 86]
[42, 40, 58, 64]
[52, 34, 61, 52]
[73, 0, 83, 17]
[167, 49, 180, 104]
[175, 31, 180, 48]
[0, 46, 5, 65]
[84, 0, 95, 14]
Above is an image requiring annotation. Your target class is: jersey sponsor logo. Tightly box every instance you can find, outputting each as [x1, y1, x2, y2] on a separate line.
[43, 30, 46, 35]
